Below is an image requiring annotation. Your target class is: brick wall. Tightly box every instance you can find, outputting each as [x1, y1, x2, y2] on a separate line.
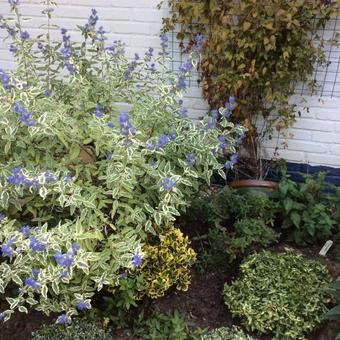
[1, 0, 340, 168]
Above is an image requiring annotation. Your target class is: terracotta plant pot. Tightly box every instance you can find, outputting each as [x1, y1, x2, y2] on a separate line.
[229, 179, 278, 196]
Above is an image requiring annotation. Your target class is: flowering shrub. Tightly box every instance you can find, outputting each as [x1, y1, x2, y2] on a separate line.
[0, 2, 243, 322]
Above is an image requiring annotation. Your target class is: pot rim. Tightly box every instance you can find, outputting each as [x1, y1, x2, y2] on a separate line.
[229, 179, 278, 189]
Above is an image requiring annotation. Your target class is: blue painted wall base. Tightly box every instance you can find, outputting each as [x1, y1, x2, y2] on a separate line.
[269, 162, 340, 186]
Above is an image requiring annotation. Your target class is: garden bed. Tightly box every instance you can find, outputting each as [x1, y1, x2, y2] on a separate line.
[1, 242, 339, 340]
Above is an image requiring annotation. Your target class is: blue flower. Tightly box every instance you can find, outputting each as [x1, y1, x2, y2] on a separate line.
[55, 250, 74, 268]
[1, 239, 14, 257]
[71, 242, 80, 253]
[218, 136, 226, 150]
[229, 96, 236, 104]
[107, 122, 115, 128]
[77, 300, 91, 311]
[57, 314, 70, 325]
[24, 277, 39, 290]
[159, 33, 169, 54]
[120, 272, 128, 279]
[225, 153, 238, 169]
[149, 62, 156, 73]
[20, 31, 29, 41]
[0, 69, 11, 90]
[176, 75, 186, 90]
[179, 61, 193, 73]
[7, 166, 26, 186]
[161, 177, 176, 192]
[132, 254, 142, 268]
[186, 153, 196, 167]
[124, 60, 138, 80]
[60, 29, 74, 74]
[134, 53, 140, 60]
[118, 112, 136, 136]
[179, 106, 188, 117]
[93, 104, 103, 117]
[89, 9, 98, 27]
[146, 141, 155, 150]
[0, 213, 5, 222]
[20, 225, 31, 237]
[32, 268, 40, 277]
[230, 153, 238, 164]
[145, 47, 153, 60]
[96, 26, 106, 41]
[169, 132, 176, 141]
[44, 89, 51, 97]
[29, 237, 47, 252]
[13, 101, 36, 127]
[9, 44, 17, 53]
[194, 34, 204, 52]
[157, 134, 169, 148]
[44, 171, 55, 183]
[60, 269, 69, 279]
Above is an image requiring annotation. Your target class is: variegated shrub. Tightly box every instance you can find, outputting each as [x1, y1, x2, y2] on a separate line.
[0, 1, 243, 323]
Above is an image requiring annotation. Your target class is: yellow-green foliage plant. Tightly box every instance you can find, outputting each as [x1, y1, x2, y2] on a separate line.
[223, 249, 331, 339]
[137, 226, 196, 299]
[162, 0, 338, 178]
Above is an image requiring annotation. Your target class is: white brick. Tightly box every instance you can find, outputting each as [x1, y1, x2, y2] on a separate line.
[306, 153, 340, 167]
[312, 131, 340, 143]
[316, 108, 340, 121]
[293, 118, 333, 132]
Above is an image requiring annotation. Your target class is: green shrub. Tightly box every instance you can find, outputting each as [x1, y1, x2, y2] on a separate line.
[228, 218, 278, 260]
[323, 277, 340, 339]
[272, 169, 336, 245]
[223, 250, 331, 340]
[0, 2, 242, 322]
[31, 317, 112, 340]
[202, 326, 255, 340]
[133, 309, 199, 340]
[192, 188, 279, 270]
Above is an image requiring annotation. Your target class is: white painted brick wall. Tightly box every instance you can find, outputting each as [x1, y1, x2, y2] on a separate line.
[0, 0, 340, 167]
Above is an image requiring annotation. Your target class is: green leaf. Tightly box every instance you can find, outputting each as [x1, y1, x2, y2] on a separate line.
[290, 212, 301, 228]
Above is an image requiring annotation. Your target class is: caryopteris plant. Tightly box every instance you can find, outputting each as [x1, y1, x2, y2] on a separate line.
[0, 1, 243, 323]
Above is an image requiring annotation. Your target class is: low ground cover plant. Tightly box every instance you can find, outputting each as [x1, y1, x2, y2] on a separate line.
[31, 317, 112, 340]
[202, 326, 255, 340]
[0, 2, 242, 323]
[223, 249, 331, 339]
[133, 309, 204, 340]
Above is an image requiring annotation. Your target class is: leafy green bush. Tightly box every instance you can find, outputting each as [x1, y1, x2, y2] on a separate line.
[0, 2, 242, 322]
[224, 250, 331, 339]
[202, 326, 255, 340]
[323, 277, 340, 339]
[162, 0, 338, 179]
[228, 218, 278, 260]
[191, 188, 278, 270]
[272, 169, 336, 245]
[31, 317, 112, 340]
[133, 309, 202, 340]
